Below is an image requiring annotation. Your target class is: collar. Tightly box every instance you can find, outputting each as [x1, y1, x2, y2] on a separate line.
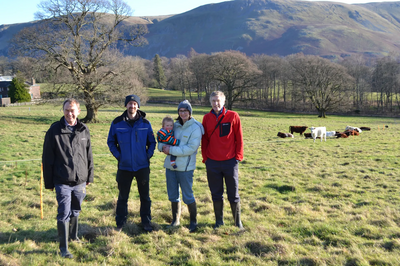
[211, 107, 226, 118]
[64, 117, 78, 127]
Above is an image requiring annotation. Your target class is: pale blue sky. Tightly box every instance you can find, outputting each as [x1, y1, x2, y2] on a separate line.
[2, 0, 398, 25]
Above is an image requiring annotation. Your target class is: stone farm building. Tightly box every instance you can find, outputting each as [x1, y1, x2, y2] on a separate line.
[0, 76, 41, 101]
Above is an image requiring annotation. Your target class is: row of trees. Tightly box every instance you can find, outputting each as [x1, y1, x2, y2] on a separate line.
[4, 49, 400, 119]
[2, 0, 400, 121]
[150, 50, 400, 118]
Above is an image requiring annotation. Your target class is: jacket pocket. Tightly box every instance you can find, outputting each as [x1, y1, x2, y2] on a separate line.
[116, 128, 130, 144]
[220, 122, 231, 137]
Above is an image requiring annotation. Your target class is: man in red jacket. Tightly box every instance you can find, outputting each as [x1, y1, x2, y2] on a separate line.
[201, 91, 244, 229]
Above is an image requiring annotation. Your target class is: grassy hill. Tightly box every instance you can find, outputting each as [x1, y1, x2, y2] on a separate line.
[127, 0, 400, 59]
[2, 0, 400, 59]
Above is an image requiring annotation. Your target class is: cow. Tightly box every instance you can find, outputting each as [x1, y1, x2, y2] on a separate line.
[305, 132, 322, 139]
[289, 126, 308, 136]
[326, 131, 336, 137]
[345, 126, 362, 133]
[304, 133, 313, 139]
[344, 130, 359, 136]
[360, 127, 371, 131]
[335, 132, 348, 138]
[277, 132, 294, 138]
[310, 127, 326, 142]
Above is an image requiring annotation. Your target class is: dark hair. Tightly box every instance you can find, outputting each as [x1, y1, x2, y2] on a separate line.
[176, 115, 192, 125]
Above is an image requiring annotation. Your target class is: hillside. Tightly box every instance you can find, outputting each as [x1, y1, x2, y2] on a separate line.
[2, 0, 400, 59]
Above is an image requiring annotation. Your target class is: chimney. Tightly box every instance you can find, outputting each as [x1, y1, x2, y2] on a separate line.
[32, 77, 35, 85]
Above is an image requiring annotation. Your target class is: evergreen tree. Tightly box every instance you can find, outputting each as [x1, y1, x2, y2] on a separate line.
[153, 54, 166, 89]
[9, 74, 31, 103]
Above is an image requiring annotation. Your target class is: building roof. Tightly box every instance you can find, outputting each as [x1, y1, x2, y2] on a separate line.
[0, 76, 13, 81]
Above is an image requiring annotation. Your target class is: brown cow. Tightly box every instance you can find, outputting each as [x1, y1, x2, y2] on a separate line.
[289, 126, 308, 135]
[335, 132, 348, 138]
[344, 130, 359, 136]
[305, 132, 321, 139]
[277, 132, 294, 138]
[304, 133, 313, 139]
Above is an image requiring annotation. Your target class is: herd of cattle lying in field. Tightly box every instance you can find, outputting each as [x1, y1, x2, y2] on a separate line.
[277, 125, 372, 142]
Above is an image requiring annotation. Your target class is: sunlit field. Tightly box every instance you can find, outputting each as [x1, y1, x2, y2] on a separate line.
[1, 101, 399, 265]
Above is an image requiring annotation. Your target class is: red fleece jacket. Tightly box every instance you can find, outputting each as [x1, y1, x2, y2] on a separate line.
[201, 107, 244, 163]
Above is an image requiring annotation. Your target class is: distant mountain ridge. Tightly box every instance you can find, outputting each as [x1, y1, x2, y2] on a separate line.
[2, 0, 400, 59]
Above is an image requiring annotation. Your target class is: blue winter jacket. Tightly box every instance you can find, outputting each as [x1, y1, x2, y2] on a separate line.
[107, 110, 156, 172]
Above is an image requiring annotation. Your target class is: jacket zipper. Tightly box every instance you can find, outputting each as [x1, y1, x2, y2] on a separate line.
[185, 155, 191, 171]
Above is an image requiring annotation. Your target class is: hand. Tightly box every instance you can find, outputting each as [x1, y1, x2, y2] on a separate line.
[86, 182, 90, 186]
[47, 188, 54, 191]
[162, 145, 170, 155]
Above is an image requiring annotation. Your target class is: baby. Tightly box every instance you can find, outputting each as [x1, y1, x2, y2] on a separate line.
[157, 116, 180, 169]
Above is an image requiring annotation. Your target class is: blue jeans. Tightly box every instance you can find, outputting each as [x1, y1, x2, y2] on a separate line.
[55, 182, 86, 222]
[116, 168, 151, 227]
[165, 169, 195, 205]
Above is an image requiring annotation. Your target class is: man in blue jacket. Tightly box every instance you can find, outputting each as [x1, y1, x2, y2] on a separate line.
[107, 94, 156, 232]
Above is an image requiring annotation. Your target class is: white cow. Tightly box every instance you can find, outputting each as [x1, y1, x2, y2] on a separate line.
[326, 131, 336, 137]
[310, 127, 326, 142]
[345, 126, 362, 133]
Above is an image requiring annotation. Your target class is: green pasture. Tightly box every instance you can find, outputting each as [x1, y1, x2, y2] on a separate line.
[1, 102, 400, 265]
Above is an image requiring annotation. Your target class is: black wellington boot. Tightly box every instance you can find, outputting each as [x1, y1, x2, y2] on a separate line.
[169, 201, 181, 227]
[57, 221, 73, 258]
[230, 201, 244, 230]
[213, 200, 224, 229]
[70, 216, 85, 243]
[187, 202, 197, 233]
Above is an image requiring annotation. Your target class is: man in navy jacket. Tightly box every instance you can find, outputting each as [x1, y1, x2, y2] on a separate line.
[107, 94, 156, 232]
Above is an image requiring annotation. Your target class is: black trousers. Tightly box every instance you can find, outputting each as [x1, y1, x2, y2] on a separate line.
[115, 168, 151, 227]
[206, 158, 240, 203]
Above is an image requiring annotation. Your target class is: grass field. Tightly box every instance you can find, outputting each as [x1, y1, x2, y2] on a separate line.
[1, 101, 400, 265]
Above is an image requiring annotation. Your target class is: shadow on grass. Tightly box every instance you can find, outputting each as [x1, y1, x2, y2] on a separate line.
[1, 115, 57, 125]
[265, 184, 296, 193]
[0, 223, 148, 245]
[0, 228, 58, 244]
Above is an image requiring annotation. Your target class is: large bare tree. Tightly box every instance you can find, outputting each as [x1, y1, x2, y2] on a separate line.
[288, 54, 354, 118]
[371, 56, 400, 113]
[208, 50, 261, 110]
[10, 0, 148, 122]
[340, 55, 372, 113]
[188, 49, 213, 103]
[169, 55, 193, 100]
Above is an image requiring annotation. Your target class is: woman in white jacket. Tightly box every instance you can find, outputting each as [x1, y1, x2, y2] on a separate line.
[158, 100, 204, 232]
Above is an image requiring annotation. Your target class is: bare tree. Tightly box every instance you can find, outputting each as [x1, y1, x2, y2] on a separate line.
[188, 49, 213, 103]
[288, 54, 354, 118]
[252, 54, 289, 108]
[207, 50, 261, 110]
[11, 57, 41, 82]
[169, 55, 193, 100]
[371, 56, 400, 113]
[10, 0, 148, 122]
[0, 56, 12, 76]
[340, 55, 372, 113]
